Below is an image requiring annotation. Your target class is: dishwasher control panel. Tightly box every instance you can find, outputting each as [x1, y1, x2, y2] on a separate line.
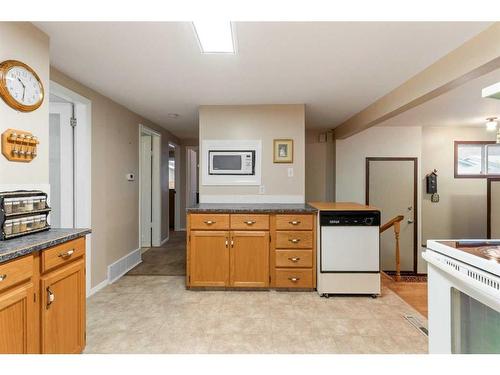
[320, 211, 380, 226]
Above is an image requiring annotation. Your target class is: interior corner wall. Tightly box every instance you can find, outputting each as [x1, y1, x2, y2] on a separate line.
[50, 67, 180, 288]
[305, 129, 335, 202]
[0, 23, 50, 188]
[199, 105, 305, 203]
[421, 126, 496, 243]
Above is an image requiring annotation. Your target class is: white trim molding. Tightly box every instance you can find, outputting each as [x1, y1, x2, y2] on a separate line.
[200, 194, 305, 204]
[107, 248, 142, 284]
[88, 278, 109, 298]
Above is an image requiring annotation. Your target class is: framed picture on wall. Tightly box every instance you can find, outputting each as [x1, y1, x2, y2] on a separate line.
[273, 139, 293, 163]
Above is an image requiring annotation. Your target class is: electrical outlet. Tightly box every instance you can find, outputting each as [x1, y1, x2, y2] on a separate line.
[259, 185, 265, 194]
[287, 168, 294, 177]
[126, 173, 135, 181]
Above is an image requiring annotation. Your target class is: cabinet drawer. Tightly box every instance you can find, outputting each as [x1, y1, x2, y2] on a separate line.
[275, 268, 313, 288]
[275, 214, 313, 230]
[275, 250, 312, 268]
[41, 237, 85, 273]
[230, 214, 269, 230]
[190, 214, 230, 230]
[275, 231, 313, 249]
[0, 255, 33, 293]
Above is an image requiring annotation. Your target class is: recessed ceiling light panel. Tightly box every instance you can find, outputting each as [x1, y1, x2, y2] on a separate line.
[482, 82, 500, 100]
[192, 21, 236, 54]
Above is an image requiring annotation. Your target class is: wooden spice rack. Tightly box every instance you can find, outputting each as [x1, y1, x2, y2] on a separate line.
[1, 128, 39, 162]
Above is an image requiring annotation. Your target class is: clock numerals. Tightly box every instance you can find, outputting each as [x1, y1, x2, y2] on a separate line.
[1, 62, 43, 110]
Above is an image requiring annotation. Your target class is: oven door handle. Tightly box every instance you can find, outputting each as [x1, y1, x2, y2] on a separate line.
[423, 251, 500, 310]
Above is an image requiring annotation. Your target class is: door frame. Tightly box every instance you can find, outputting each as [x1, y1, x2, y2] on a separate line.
[365, 157, 418, 274]
[185, 145, 199, 211]
[49, 81, 92, 296]
[168, 141, 182, 232]
[138, 124, 162, 248]
[487, 178, 500, 239]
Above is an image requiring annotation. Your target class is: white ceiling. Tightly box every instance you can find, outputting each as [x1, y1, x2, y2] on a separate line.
[378, 67, 500, 128]
[34, 22, 492, 139]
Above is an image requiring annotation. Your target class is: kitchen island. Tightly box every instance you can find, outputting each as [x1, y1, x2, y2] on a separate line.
[0, 228, 90, 354]
[186, 203, 318, 289]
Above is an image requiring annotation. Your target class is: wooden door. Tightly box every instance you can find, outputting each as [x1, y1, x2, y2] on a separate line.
[0, 283, 35, 354]
[488, 178, 500, 239]
[190, 231, 229, 287]
[366, 157, 417, 273]
[230, 231, 269, 288]
[41, 259, 85, 354]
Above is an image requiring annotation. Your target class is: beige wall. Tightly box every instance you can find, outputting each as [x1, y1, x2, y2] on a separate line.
[50, 68, 180, 288]
[421, 126, 495, 242]
[305, 129, 335, 202]
[0, 23, 49, 186]
[199, 105, 305, 203]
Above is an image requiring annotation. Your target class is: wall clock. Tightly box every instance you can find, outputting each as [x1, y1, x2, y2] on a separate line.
[0, 60, 44, 112]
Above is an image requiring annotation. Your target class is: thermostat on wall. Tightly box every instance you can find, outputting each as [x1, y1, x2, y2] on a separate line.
[126, 173, 135, 181]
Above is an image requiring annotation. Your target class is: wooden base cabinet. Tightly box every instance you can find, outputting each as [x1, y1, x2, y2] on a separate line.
[0, 282, 35, 353]
[187, 212, 316, 289]
[0, 236, 86, 354]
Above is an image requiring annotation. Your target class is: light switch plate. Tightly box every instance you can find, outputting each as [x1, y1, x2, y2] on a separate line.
[259, 185, 265, 194]
[287, 168, 294, 177]
[126, 173, 135, 181]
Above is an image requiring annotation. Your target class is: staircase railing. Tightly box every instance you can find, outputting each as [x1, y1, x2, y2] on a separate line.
[380, 215, 404, 281]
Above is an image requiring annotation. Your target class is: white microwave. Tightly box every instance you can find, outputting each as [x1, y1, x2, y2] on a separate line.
[208, 150, 255, 175]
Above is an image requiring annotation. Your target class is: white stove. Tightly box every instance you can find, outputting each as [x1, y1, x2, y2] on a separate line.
[424, 240, 500, 354]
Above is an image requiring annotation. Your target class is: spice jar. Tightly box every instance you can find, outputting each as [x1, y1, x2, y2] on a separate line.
[40, 216, 47, 228]
[4, 200, 13, 214]
[26, 218, 34, 231]
[4, 221, 13, 236]
[38, 198, 47, 210]
[12, 220, 21, 234]
[12, 200, 20, 213]
[19, 219, 27, 232]
[24, 199, 34, 212]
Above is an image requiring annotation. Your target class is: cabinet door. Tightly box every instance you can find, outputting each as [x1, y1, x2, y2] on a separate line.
[190, 231, 229, 287]
[0, 283, 35, 354]
[41, 259, 85, 354]
[230, 231, 269, 288]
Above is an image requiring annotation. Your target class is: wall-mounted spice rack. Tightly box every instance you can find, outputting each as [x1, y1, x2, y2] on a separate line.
[0, 190, 51, 240]
[1, 128, 39, 162]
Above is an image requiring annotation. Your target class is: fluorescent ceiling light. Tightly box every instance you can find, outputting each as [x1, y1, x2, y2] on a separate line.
[192, 21, 235, 54]
[482, 82, 500, 99]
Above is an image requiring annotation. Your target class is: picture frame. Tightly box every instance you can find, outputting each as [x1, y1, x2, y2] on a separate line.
[273, 139, 293, 163]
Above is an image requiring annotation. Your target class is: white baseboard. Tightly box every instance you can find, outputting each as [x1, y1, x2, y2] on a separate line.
[160, 236, 169, 246]
[107, 248, 142, 284]
[200, 194, 304, 204]
[177, 228, 186, 231]
[87, 278, 109, 297]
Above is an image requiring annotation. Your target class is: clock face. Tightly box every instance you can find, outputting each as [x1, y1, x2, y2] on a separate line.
[5, 66, 43, 106]
[0, 60, 44, 112]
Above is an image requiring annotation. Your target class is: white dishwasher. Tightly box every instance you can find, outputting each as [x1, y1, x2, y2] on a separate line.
[318, 210, 381, 297]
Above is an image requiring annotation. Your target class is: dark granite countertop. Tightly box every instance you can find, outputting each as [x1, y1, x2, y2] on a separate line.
[186, 203, 318, 214]
[0, 228, 91, 264]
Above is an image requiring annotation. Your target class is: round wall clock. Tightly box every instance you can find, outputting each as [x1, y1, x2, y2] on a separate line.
[0, 60, 44, 112]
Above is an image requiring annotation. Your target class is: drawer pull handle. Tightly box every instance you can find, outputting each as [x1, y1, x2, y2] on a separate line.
[204, 220, 216, 225]
[58, 249, 74, 258]
[288, 277, 300, 282]
[225, 239, 229, 248]
[244, 220, 256, 225]
[231, 240, 234, 248]
[47, 287, 55, 307]
[289, 221, 301, 225]
[288, 257, 301, 262]
[0, 274, 7, 282]
[289, 238, 300, 244]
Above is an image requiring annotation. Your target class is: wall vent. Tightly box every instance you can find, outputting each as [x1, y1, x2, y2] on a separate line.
[107, 248, 142, 284]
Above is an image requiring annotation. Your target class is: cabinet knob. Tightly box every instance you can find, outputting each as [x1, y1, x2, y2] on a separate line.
[58, 249, 74, 258]
[289, 221, 301, 225]
[288, 257, 301, 262]
[225, 239, 229, 248]
[244, 220, 256, 225]
[288, 277, 300, 282]
[289, 238, 300, 244]
[204, 220, 216, 225]
[231, 240, 234, 248]
[47, 287, 55, 307]
[0, 274, 7, 282]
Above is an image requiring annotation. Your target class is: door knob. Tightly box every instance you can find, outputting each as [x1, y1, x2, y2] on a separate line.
[408, 219, 414, 224]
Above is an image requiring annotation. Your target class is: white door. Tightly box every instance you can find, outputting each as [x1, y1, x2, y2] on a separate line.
[49, 102, 74, 228]
[367, 158, 416, 273]
[187, 148, 198, 207]
[141, 134, 152, 247]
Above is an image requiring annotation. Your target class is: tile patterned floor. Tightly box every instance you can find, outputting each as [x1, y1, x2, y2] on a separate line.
[85, 276, 428, 354]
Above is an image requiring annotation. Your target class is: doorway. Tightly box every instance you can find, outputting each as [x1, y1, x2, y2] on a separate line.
[139, 125, 161, 249]
[487, 178, 500, 239]
[168, 143, 176, 230]
[366, 157, 418, 274]
[186, 146, 199, 208]
[49, 81, 92, 294]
